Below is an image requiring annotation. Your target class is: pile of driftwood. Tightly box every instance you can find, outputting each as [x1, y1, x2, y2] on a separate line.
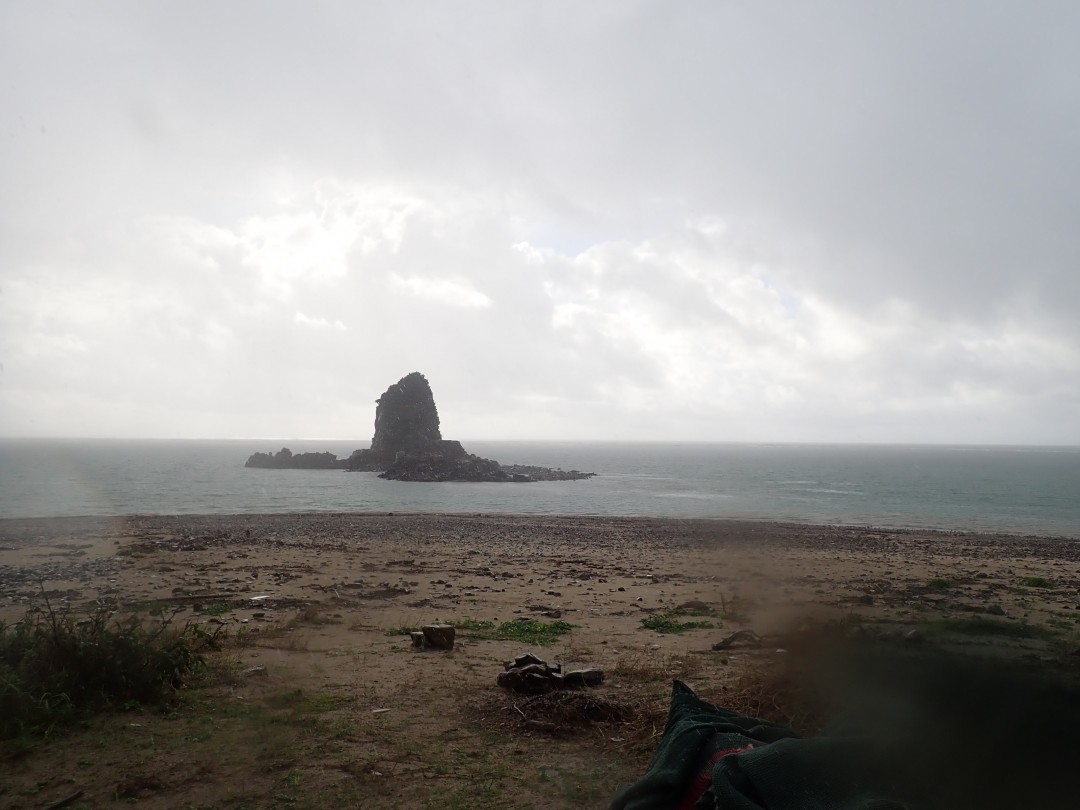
[497, 652, 605, 694]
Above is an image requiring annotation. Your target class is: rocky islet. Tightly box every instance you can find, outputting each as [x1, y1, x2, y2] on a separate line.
[244, 372, 596, 483]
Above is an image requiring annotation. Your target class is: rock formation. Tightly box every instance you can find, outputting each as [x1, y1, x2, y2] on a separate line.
[246, 371, 596, 482]
[369, 372, 444, 463]
[244, 448, 345, 469]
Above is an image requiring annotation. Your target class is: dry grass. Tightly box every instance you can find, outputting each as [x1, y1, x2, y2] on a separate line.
[610, 647, 706, 684]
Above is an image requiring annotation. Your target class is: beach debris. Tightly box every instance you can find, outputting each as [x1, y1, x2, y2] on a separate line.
[411, 624, 456, 650]
[562, 668, 605, 688]
[239, 665, 267, 678]
[712, 630, 763, 650]
[677, 599, 711, 612]
[504, 690, 634, 737]
[43, 790, 85, 810]
[497, 653, 605, 694]
[523, 719, 559, 733]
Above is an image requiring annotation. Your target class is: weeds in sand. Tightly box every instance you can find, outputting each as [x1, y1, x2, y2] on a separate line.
[482, 618, 575, 644]
[384, 617, 574, 645]
[935, 616, 1052, 639]
[384, 624, 421, 636]
[1019, 576, 1054, 589]
[640, 607, 716, 635]
[612, 649, 703, 683]
[0, 590, 226, 740]
[450, 617, 496, 633]
[717, 592, 748, 622]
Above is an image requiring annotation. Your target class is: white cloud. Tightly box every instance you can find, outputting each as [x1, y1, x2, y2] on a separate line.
[294, 312, 347, 331]
[389, 273, 493, 309]
[2, 2, 1079, 443]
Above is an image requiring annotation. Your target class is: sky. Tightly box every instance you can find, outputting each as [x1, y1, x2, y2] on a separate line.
[2, 1, 1078, 445]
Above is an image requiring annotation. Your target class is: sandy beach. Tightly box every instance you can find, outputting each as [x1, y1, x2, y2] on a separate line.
[2, 513, 1078, 808]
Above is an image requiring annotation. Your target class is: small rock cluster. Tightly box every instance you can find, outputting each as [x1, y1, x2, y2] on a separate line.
[497, 653, 605, 694]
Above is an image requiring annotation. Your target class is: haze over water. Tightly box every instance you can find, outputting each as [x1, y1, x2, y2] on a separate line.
[1, 439, 1078, 538]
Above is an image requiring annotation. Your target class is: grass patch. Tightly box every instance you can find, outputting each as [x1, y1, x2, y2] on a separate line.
[465, 618, 574, 645]
[384, 624, 421, 636]
[935, 616, 1051, 639]
[1019, 576, 1054, 589]
[202, 602, 232, 616]
[265, 689, 347, 715]
[450, 617, 497, 634]
[640, 607, 716, 635]
[385, 618, 574, 645]
[0, 597, 225, 740]
[926, 578, 951, 590]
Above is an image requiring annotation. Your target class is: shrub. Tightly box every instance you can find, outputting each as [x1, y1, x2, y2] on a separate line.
[0, 597, 223, 739]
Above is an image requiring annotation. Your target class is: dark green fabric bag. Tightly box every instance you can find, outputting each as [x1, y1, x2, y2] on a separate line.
[610, 681, 911, 810]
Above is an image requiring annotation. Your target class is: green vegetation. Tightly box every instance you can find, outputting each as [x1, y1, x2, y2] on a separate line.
[1019, 576, 1054, 589]
[936, 616, 1051, 639]
[926, 578, 951, 590]
[640, 607, 716, 635]
[485, 618, 575, 644]
[385, 617, 574, 645]
[0, 600, 224, 740]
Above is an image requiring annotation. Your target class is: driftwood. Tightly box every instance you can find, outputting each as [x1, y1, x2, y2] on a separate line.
[43, 791, 84, 810]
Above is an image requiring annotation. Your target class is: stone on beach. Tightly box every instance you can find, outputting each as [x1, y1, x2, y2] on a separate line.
[498, 654, 605, 694]
[410, 625, 456, 650]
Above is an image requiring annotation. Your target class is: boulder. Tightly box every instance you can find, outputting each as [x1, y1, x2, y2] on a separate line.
[421, 624, 456, 650]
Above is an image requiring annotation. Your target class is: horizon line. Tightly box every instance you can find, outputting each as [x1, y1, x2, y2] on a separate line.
[1, 436, 1078, 450]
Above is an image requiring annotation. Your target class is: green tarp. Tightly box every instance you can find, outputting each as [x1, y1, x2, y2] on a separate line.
[610, 681, 911, 810]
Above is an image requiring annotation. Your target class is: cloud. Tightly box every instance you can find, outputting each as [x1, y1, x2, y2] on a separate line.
[389, 274, 493, 309]
[1, 2, 1078, 443]
[294, 312, 347, 331]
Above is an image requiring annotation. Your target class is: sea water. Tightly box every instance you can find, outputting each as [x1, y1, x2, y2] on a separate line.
[0, 439, 1078, 537]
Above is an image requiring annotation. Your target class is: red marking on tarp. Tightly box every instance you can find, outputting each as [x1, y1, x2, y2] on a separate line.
[677, 744, 753, 810]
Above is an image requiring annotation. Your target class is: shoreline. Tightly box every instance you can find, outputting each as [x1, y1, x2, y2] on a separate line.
[4, 512, 1079, 623]
[3, 509, 1079, 541]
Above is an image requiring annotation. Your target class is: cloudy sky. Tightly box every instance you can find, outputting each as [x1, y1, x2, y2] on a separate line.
[2, 1, 1078, 444]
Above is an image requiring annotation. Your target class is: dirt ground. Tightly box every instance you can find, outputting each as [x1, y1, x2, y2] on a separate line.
[2, 513, 1079, 809]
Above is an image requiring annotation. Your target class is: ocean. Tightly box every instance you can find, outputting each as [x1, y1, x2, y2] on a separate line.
[1, 439, 1078, 537]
